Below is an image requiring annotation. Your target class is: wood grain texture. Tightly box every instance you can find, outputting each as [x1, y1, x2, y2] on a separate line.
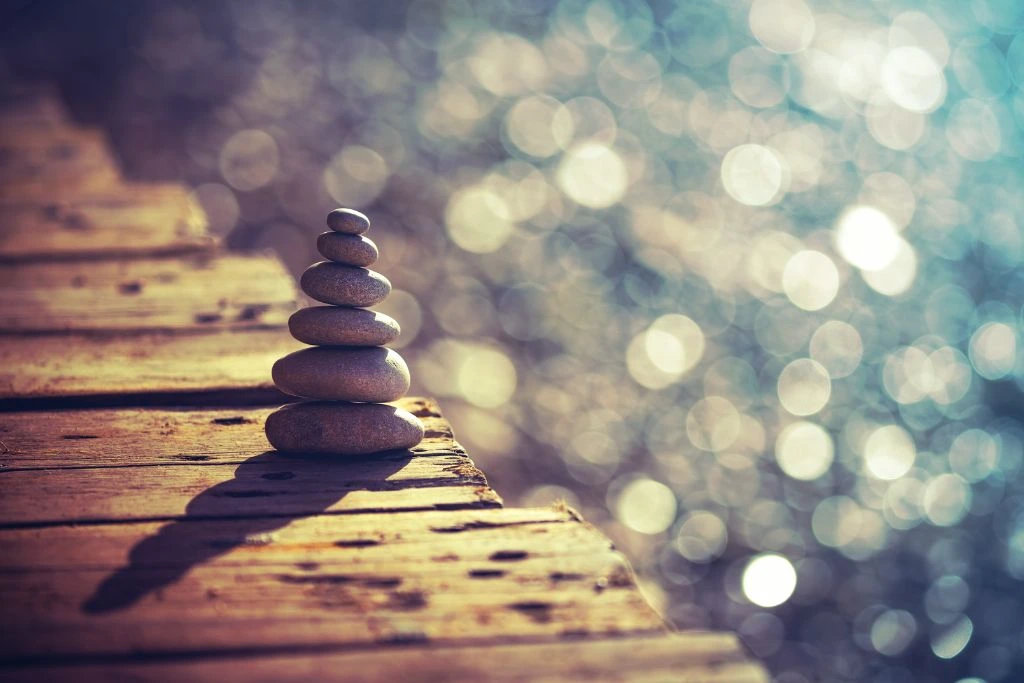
[0, 183, 214, 261]
[0, 461, 499, 526]
[0, 399, 458, 470]
[0, 506, 579, 569]
[0, 327, 305, 406]
[0, 397, 499, 526]
[3, 635, 766, 683]
[0, 253, 297, 333]
[0, 399, 668, 666]
[0, 507, 661, 661]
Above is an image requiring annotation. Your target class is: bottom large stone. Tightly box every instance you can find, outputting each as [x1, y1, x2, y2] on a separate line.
[265, 401, 424, 455]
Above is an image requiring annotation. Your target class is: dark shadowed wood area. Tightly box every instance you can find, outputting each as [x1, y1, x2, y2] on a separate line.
[0, 87, 768, 682]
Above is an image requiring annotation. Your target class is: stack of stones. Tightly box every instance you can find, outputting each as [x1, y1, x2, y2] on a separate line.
[265, 208, 424, 455]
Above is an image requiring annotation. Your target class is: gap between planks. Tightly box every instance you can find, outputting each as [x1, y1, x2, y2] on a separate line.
[0, 633, 766, 683]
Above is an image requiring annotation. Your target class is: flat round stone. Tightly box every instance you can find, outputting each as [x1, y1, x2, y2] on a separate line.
[289, 306, 400, 346]
[300, 262, 390, 307]
[265, 401, 424, 455]
[326, 208, 370, 235]
[272, 347, 410, 402]
[317, 232, 378, 267]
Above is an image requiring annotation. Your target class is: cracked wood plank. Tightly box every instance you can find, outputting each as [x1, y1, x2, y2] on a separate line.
[0, 507, 661, 661]
[3, 634, 766, 683]
[0, 397, 662, 664]
[0, 506, 583, 569]
[0, 391, 768, 678]
[0, 183, 214, 262]
[0, 253, 297, 333]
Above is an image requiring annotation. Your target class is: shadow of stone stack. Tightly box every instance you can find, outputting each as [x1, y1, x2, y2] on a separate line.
[265, 208, 424, 455]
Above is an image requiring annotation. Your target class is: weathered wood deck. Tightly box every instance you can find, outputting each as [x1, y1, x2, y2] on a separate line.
[0, 87, 768, 681]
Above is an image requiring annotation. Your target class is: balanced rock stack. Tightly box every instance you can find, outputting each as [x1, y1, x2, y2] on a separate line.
[265, 208, 424, 455]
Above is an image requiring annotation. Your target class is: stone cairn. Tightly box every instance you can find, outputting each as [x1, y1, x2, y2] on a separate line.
[265, 208, 424, 455]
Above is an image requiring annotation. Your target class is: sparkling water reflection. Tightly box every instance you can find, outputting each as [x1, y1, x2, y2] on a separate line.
[26, 0, 1024, 679]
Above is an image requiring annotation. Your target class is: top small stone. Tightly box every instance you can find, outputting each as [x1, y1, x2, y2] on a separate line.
[326, 208, 370, 235]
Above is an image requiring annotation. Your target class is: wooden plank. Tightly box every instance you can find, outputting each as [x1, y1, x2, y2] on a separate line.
[0, 253, 296, 333]
[0, 183, 214, 262]
[0, 458, 499, 526]
[0, 563, 660, 662]
[0, 397, 499, 526]
[0, 327, 303, 406]
[0, 506, 581, 569]
[2, 635, 765, 682]
[0, 399, 458, 470]
[0, 508, 661, 660]
[0, 393, 768, 677]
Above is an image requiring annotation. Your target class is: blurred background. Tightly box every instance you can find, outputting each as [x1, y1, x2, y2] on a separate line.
[4, 0, 1024, 680]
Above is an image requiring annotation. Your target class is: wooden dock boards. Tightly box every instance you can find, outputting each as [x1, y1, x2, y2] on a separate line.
[0, 246, 303, 407]
[0, 402, 769, 683]
[0, 400, 666, 668]
[0, 120, 304, 407]
[0, 85, 768, 681]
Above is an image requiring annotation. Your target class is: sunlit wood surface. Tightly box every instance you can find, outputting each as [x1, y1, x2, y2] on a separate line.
[0, 86, 768, 682]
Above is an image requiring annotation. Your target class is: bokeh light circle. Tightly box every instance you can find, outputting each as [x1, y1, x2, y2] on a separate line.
[782, 250, 840, 311]
[835, 206, 901, 271]
[742, 553, 798, 607]
[864, 425, 917, 480]
[778, 359, 832, 416]
[220, 129, 280, 191]
[721, 144, 784, 206]
[557, 142, 628, 208]
[748, 0, 815, 54]
[616, 478, 678, 534]
[776, 421, 834, 481]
